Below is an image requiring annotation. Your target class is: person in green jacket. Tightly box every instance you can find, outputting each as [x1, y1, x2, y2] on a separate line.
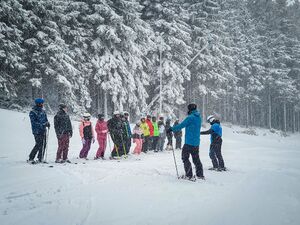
[152, 116, 160, 152]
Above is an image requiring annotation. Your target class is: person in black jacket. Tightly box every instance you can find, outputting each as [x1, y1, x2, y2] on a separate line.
[107, 111, 126, 158]
[28, 98, 50, 163]
[173, 119, 182, 149]
[54, 103, 73, 163]
[165, 119, 173, 150]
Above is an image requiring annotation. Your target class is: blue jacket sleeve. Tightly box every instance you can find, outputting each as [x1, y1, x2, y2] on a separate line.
[171, 116, 191, 132]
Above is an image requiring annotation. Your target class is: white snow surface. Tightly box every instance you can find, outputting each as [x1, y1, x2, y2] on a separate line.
[0, 108, 300, 225]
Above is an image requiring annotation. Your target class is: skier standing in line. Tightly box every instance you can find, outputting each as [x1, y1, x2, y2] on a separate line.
[28, 98, 50, 163]
[165, 118, 173, 150]
[107, 111, 125, 158]
[200, 115, 226, 171]
[95, 114, 108, 160]
[54, 103, 73, 163]
[123, 111, 132, 154]
[146, 115, 154, 150]
[79, 113, 95, 159]
[173, 119, 182, 150]
[169, 103, 205, 180]
[152, 116, 159, 152]
[157, 117, 166, 151]
[132, 122, 143, 155]
[140, 117, 150, 153]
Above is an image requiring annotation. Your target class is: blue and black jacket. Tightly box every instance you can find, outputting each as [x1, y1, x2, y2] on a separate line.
[29, 105, 49, 135]
[200, 120, 222, 144]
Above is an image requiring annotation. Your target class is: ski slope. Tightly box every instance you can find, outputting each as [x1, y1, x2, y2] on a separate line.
[0, 108, 300, 225]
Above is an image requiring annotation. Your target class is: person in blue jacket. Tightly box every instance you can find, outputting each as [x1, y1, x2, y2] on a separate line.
[28, 98, 50, 163]
[170, 103, 204, 179]
[200, 115, 226, 171]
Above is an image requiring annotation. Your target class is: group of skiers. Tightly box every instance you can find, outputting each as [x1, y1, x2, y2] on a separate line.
[28, 98, 225, 180]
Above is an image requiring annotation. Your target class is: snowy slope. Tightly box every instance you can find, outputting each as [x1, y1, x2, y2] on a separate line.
[0, 108, 300, 225]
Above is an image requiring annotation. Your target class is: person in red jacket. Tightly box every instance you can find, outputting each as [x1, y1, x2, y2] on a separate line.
[95, 114, 108, 159]
[146, 115, 154, 150]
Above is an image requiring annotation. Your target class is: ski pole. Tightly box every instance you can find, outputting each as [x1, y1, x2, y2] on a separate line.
[171, 145, 179, 179]
[44, 127, 50, 162]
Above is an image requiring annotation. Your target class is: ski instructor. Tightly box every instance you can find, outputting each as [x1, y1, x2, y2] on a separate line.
[169, 103, 204, 179]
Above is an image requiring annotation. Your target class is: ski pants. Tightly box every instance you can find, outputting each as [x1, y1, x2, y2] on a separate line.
[56, 134, 70, 160]
[133, 139, 143, 154]
[167, 135, 173, 149]
[157, 134, 165, 151]
[142, 136, 150, 152]
[126, 138, 131, 154]
[96, 137, 107, 158]
[111, 143, 124, 157]
[209, 142, 225, 169]
[175, 136, 182, 149]
[152, 136, 159, 150]
[29, 133, 47, 161]
[79, 138, 92, 158]
[182, 144, 203, 178]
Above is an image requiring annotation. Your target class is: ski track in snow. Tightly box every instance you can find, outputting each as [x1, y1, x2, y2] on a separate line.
[0, 109, 300, 225]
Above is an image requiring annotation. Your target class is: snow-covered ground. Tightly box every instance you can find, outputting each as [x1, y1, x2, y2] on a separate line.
[0, 108, 300, 225]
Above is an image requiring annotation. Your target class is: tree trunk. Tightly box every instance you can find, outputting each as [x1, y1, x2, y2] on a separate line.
[246, 100, 249, 128]
[293, 106, 296, 133]
[104, 90, 108, 118]
[202, 94, 206, 123]
[268, 91, 272, 130]
[283, 101, 287, 133]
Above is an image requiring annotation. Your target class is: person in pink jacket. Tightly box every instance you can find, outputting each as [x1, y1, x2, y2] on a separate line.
[132, 122, 144, 155]
[95, 114, 108, 159]
[79, 113, 95, 159]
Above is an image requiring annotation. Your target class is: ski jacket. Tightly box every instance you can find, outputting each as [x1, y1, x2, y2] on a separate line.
[158, 121, 166, 137]
[79, 120, 95, 140]
[29, 106, 49, 135]
[95, 120, 108, 140]
[123, 120, 132, 139]
[171, 110, 201, 147]
[146, 119, 154, 136]
[108, 117, 125, 145]
[132, 126, 143, 139]
[140, 122, 150, 137]
[200, 121, 222, 144]
[54, 109, 72, 138]
[165, 121, 173, 139]
[173, 121, 182, 138]
[153, 122, 159, 137]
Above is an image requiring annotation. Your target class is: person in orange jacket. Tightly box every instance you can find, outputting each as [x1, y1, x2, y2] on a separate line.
[79, 113, 95, 159]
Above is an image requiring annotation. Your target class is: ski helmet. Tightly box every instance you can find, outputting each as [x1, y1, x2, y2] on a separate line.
[123, 111, 129, 116]
[113, 111, 120, 115]
[97, 113, 104, 120]
[83, 112, 91, 118]
[187, 103, 197, 111]
[35, 98, 44, 105]
[59, 103, 67, 110]
[207, 115, 215, 123]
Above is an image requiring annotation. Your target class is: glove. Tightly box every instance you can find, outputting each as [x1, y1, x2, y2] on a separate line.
[82, 138, 86, 145]
[45, 122, 50, 128]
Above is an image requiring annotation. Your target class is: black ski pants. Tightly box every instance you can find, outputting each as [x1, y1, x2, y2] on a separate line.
[142, 136, 150, 153]
[152, 136, 159, 150]
[209, 142, 225, 168]
[29, 133, 47, 161]
[181, 144, 203, 178]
